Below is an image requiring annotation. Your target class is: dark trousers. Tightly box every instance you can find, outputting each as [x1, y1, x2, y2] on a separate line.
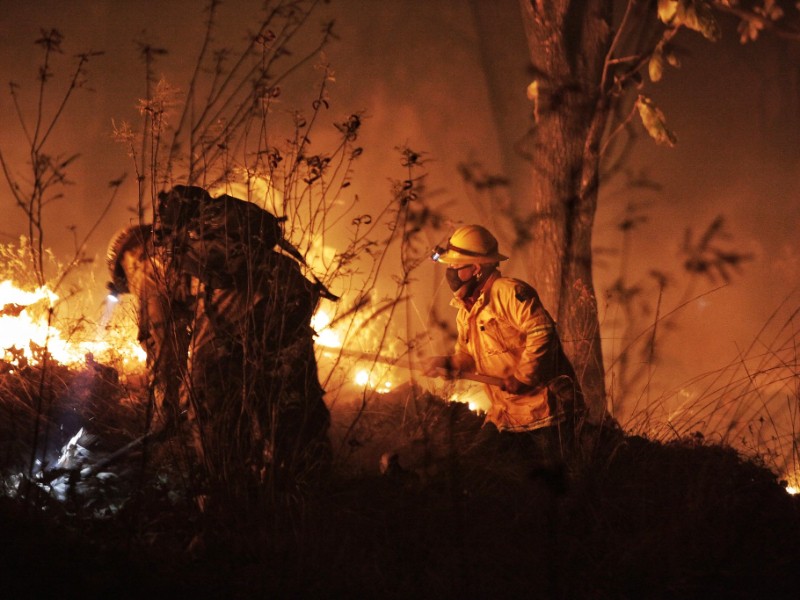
[467, 421, 569, 474]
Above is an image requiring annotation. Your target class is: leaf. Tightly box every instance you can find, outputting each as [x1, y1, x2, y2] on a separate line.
[657, 0, 721, 42]
[678, 0, 721, 41]
[665, 48, 681, 68]
[759, 0, 784, 21]
[657, 0, 678, 23]
[636, 95, 677, 147]
[648, 40, 679, 83]
[649, 45, 665, 82]
[738, 19, 763, 43]
[526, 80, 540, 122]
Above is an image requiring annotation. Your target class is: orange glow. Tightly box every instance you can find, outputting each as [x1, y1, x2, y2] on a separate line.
[311, 308, 342, 348]
[352, 367, 393, 393]
[784, 471, 800, 496]
[0, 279, 146, 370]
[313, 308, 401, 395]
[448, 389, 490, 414]
[313, 309, 494, 408]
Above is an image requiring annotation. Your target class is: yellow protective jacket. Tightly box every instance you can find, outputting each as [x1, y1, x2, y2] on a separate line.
[451, 273, 580, 431]
[120, 241, 191, 421]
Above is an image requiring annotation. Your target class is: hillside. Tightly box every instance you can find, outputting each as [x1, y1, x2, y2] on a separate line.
[1, 364, 799, 599]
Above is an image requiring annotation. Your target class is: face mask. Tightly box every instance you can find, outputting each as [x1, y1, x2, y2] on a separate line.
[446, 265, 480, 299]
[445, 267, 466, 292]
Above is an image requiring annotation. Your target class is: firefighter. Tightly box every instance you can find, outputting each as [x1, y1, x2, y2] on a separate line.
[106, 224, 192, 432]
[424, 224, 583, 473]
[184, 249, 332, 490]
[153, 185, 332, 491]
[108, 187, 332, 495]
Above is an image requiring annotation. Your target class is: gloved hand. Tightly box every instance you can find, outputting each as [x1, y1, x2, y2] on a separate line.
[501, 375, 535, 395]
[422, 355, 454, 378]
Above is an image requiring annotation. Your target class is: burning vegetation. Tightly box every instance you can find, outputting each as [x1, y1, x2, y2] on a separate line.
[1, 236, 799, 599]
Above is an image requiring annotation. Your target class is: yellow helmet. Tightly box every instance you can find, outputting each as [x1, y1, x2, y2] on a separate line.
[432, 225, 509, 265]
[106, 224, 151, 295]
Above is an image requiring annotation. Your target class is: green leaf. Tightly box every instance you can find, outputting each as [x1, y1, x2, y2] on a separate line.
[636, 95, 678, 147]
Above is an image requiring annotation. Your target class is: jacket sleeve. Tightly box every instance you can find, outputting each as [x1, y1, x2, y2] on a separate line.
[452, 307, 476, 370]
[137, 266, 190, 412]
[499, 281, 557, 387]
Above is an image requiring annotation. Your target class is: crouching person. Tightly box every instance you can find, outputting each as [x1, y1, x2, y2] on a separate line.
[424, 225, 584, 481]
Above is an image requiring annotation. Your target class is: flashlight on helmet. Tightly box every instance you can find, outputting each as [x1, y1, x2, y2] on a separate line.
[106, 280, 124, 302]
[431, 244, 447, 262]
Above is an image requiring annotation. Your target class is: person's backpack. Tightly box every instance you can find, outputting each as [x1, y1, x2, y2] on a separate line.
[155, 185, 337, 300]
[155, 185, 303, 286]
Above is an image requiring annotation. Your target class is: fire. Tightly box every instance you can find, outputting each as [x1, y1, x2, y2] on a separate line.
[311, 307, 492, 406]
[311, 308, 342, 348]
[784, 471, 800, 495]
[0, 279, 58, 305]
[448, 389, 489, 414]
[0, 281, 59, 357]
[354, 369, 370, 386]
[0, 279, 146, 370]
[353, 368, 393, 393]
[312, 308, 396, 393]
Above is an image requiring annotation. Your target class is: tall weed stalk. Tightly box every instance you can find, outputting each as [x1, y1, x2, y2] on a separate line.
[110, 0, 449, 526]
[0, 29, 123, 492]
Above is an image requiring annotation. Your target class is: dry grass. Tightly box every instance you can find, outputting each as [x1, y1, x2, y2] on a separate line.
[2, 374, 799, 599]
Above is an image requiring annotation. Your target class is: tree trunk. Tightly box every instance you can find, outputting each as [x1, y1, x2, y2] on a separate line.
[517, 0, 612, 420]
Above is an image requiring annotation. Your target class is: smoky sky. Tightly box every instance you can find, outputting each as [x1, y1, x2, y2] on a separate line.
[1, 1, 798, 427]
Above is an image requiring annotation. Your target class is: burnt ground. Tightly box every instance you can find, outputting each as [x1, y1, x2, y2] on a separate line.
[1, 365, 799, 600]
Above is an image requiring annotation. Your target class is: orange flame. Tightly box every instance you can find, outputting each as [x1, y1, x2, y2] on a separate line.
[313, 307, 395, 392]
[0, 279, 146, 370]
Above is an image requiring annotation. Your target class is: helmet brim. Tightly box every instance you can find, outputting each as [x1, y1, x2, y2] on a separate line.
[106, 225, 152, 283]
[435, 249, 508, 265]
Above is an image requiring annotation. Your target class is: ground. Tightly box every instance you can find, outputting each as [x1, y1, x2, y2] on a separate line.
[1, 366, 799, 599]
